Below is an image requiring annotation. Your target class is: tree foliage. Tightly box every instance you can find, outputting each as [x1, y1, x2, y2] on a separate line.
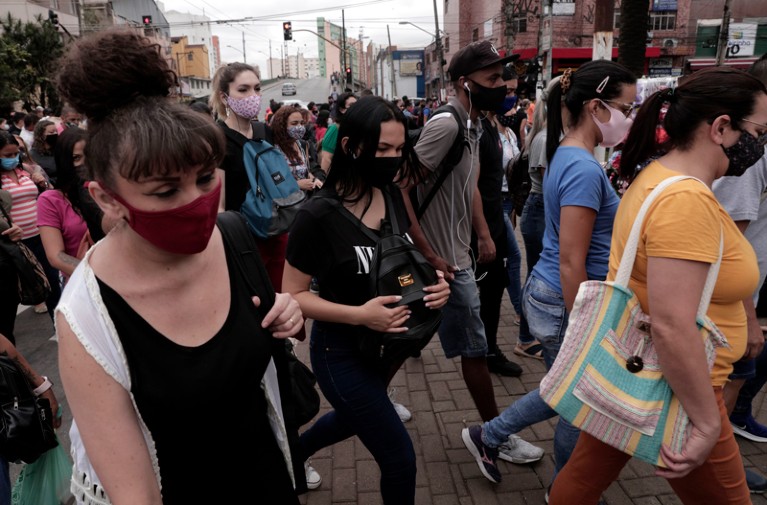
[618, 0, 650, 78]
[0, 13, 64, 114]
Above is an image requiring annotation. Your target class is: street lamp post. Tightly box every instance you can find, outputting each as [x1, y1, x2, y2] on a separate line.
[399, 21, 446, 100]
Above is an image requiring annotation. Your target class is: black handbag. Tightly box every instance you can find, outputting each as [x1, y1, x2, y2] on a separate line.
[0, 206, 50, 306]
[333, 189, 443, 364]
[0, 356, 58, 463]
[216, 211, 321, 426]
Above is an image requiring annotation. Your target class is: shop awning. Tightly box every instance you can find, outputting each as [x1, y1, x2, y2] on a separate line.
[688, 57, 759, 69]
[511, 48, 539, 60]
[552, 47, 662, 59]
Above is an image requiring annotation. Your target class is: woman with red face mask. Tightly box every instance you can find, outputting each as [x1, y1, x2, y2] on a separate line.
[54, 30, 306, 505]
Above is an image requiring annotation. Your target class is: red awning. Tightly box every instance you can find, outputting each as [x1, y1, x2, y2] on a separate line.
[512, 48, 539, 60]
[552, 47, 662, 59]
[688, 57, 759, 69]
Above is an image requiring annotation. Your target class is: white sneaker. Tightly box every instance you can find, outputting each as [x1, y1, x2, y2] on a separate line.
[498, 434, 544, 464]
[305, 461, 321, 490]
[388, 387, 412, 423]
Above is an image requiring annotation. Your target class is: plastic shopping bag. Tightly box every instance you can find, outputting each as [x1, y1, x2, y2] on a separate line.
[11, 436, 73, 505]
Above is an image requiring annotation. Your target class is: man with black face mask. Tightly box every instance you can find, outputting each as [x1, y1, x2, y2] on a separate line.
[400, 40, 544, 465]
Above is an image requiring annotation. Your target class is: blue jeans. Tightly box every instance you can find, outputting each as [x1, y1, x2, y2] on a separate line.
[520, 192, 545, 276]
[0, 456, 9, 505]
[732, 344, 767, 419]
[502, 197, 532, 344]
[482, 274, 580, 475]
[438, 269, 488, 359]
[300, 324, 416, 505]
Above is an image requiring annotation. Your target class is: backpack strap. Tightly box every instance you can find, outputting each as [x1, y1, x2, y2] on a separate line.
[414, 104, 468, 220]
[216, 210, 275, 308]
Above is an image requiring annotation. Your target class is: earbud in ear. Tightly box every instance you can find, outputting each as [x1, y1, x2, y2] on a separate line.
[463, 82, 470, 92]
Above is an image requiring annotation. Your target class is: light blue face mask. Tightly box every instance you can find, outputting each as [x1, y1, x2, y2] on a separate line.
[0, 155, 19, 171]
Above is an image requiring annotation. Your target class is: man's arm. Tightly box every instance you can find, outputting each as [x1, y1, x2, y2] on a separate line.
[471, 164, 495, 263]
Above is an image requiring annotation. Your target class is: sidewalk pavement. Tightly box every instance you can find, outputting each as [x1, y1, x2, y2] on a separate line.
[11, 261, 767, 504]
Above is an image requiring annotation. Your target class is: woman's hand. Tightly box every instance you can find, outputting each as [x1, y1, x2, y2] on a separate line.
[254, 292, 304, 339]
[313, 178, 323, 189]
[424, 271, 450, 309]
[298, 178, 315, 191]
[656, 423, 720, 479]
[40, 389, 62, 429]
[1, 224, 23, 242]
[358, 295, 410, 333]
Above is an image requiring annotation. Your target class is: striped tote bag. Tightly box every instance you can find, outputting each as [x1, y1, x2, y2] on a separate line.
[539, 175, 728, 468]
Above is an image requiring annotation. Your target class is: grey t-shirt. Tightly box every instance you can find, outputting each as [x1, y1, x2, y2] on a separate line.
[712, 150, 767, 302]
[414, 98, 480, 270]
[527, 131, 547, 194]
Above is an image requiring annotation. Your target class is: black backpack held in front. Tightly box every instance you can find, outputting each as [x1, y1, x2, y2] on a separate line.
[334, 189, 443, 364]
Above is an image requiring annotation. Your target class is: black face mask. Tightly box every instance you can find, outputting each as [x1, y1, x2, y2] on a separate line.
[721, 130, 765, 177]
[465, 80, 507, 111]
[45, 134, 58, 148]
[359, 156, 402, 189]
[496, 114, 515, 128]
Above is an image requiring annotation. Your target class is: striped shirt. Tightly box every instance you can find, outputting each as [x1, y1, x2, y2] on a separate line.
[1, 169, 40, 239]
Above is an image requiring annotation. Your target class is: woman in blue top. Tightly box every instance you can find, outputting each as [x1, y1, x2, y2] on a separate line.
[461, 60, 637, 488]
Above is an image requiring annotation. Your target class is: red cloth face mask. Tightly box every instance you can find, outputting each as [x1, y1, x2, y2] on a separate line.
[109, 181, 221, 255]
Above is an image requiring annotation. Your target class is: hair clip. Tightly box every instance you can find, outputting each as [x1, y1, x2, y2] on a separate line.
[560, 68, 573, 94]
[596, 76, 610, 94]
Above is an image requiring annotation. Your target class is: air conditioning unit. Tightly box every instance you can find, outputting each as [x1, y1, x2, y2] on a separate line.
[663, 38, 679, 48]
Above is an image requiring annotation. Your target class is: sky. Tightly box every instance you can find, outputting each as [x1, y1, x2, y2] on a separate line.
[159, 0, 444, 74]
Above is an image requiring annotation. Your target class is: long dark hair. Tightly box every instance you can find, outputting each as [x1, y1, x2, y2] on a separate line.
[56, 29, 225, 189]
[546, 60, 636, 163]
[325, 96, 421, 204]
[53, 127, 87, 208]
[620, 67, 767, 181]
[0, 132, 20, 188]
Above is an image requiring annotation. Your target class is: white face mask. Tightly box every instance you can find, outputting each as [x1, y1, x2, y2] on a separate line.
[591, 100, 633, 148]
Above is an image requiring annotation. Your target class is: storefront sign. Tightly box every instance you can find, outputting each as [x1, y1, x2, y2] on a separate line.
[728, 23, 757, 57]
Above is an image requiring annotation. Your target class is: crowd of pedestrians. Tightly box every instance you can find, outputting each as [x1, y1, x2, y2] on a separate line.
[2, 26, 767, 505]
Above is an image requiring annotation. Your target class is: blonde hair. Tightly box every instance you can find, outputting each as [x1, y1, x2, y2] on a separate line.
[209, 63, 261, 118]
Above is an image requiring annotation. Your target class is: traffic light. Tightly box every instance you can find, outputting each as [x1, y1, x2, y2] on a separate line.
[345, 66, 352, 83]
[48, 9, 59, 26]
[142, 15, 152, 26]
[283, 21, 292, 41]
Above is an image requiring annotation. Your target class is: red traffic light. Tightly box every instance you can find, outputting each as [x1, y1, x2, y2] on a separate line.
[142, 15, 152, 25]
[283, 22, 291, 30]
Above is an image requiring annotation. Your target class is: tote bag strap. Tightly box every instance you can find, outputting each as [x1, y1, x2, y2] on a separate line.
[614, 174, 723, 318]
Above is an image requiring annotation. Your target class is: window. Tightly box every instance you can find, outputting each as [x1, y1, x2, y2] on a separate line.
[650, 11, 676, 31]
[444, 36, 449, 52]
[513, 16, 527, 33]
[614, 8, 621, 30]
[472, 28, 479, 42]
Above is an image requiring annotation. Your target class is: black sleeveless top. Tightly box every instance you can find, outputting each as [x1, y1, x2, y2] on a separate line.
[97, 239, 299, 504]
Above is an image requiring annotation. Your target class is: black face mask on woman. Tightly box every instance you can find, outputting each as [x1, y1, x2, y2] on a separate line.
[722, 130, 765, 177]
[358, 156, 403, 189]
[464, 80, 507, 111]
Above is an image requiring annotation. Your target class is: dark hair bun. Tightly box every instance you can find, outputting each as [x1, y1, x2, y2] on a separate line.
[56, 30, 176, 122]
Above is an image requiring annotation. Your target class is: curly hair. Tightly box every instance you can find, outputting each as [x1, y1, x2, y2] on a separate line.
[55, 29, 225, 186]
[270, 104, 305, 165]
[32, 120, 55, 155]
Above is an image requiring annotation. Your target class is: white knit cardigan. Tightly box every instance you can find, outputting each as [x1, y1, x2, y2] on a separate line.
[55, 245, 294, 504]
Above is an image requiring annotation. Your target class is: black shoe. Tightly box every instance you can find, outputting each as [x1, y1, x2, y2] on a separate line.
[487, 352, 522, 377]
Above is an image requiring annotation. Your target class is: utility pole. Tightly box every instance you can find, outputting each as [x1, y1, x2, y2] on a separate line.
[715, 0, 732, 66]
[269, 40, 273, 79]
[342, 10, 347, 88]
[592, 0, 615, 61]
[281, 44, 285, 78]
[242, 31, 247, 64]
[432, 0, 446, 101]
[387, 24, 397, 97]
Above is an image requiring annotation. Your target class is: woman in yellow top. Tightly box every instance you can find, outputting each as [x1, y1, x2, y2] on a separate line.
[549, 68, 767, 504]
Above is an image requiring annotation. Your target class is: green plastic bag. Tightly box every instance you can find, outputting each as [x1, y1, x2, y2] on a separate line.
[11, 436, 72, 505]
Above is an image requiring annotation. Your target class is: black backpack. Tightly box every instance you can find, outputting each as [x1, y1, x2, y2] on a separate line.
[507, 148, 532, 217]
[330, 189, 443, 364]
[409, 104, 468, 220]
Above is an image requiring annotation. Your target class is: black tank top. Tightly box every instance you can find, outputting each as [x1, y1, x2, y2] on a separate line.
[97, 239, 298, 504]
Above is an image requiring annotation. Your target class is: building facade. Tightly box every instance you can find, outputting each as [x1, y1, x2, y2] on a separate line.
[171, 35, 211, 99]
[164, 9, 218, 79]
